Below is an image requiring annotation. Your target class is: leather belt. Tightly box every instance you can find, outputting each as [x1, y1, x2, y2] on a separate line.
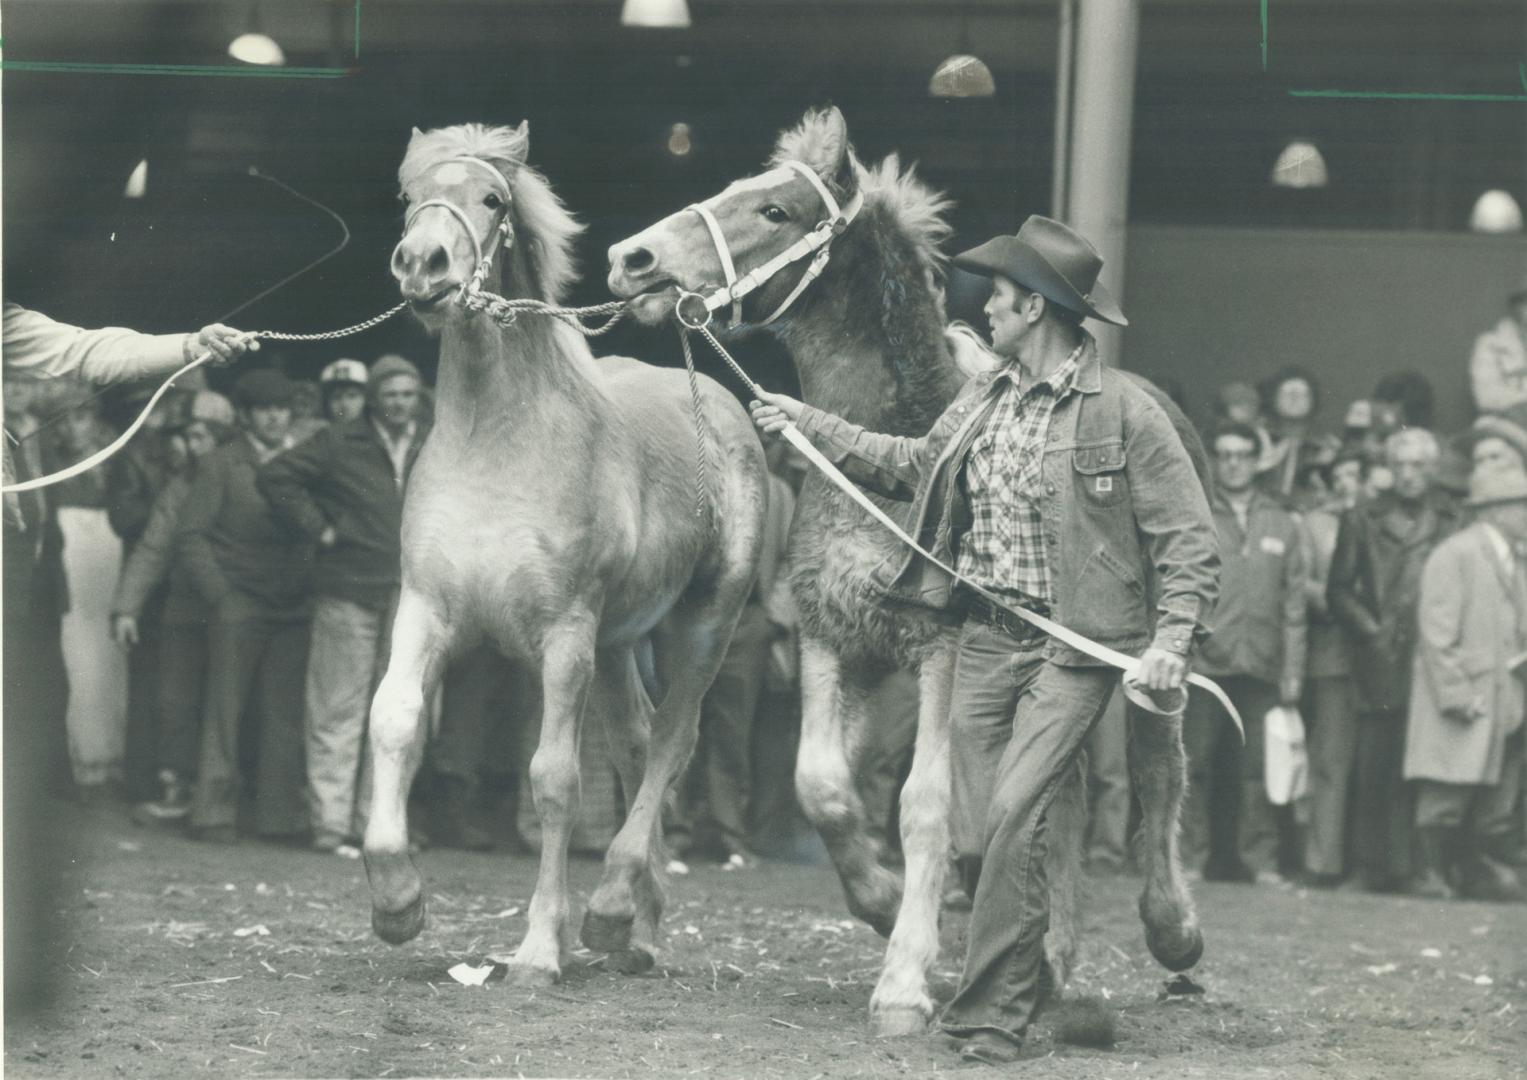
[962, 591, 1049, 642]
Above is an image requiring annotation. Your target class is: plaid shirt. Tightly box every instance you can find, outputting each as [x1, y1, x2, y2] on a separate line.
[954, 346, 1083, 606]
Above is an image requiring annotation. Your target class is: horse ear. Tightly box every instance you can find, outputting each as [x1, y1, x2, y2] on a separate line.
[506, 121, 531, 165]
[778, 106, 857, 199]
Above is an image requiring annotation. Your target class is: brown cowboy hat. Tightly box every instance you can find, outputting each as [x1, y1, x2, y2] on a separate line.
[953, 215, 1128, 327]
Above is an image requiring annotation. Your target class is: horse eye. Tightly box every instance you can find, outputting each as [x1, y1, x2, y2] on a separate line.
[762, 205, 789, 224]
[484, 192, 503, 210]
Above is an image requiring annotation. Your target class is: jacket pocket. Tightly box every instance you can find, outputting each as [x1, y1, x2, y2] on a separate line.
[1072, 441, 1128, 511]
[1071, 545, 1145, 640]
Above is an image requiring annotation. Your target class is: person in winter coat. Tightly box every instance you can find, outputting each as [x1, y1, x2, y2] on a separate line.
[1183, 421, 1306, 883]
[110, 391, 238, 823]
[256, 355, 427, 854]
[1327, 428, 1461, 892]
[178, 369, 313, 843]
[1405, 460, 1527, 903]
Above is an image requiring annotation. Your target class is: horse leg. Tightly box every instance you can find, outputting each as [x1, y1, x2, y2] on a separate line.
[582, 646, 664, 975]
[506, 623, 596, 987]
[794, 640, 902, 938]
[869, 641, 955, 1035]
[583, 600, 733, 969]
[363, 590, 450, 945]
[1044, 754, 1087, 992]
[1129, 707, 1203, 970]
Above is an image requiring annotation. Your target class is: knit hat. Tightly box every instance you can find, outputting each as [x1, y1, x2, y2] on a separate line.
[320, 358, 369, 388]
[233, 368, 296, 409]
[187, 390, 236, 427]
[369, 354, 421, 389]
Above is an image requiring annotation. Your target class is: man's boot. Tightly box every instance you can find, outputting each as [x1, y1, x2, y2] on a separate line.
[433, 774, 494, 851]
[1410, 827, 1456, 900]
[1465, 834, 1527, 903]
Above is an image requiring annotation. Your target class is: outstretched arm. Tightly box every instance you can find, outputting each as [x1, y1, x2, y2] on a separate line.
[749, 389, 932, 502]
[3, 301, 256, 385]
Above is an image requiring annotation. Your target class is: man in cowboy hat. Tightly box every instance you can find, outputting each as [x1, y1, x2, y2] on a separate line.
[1405, 453, 1527, 902]
[751, 215, 1219, 1063]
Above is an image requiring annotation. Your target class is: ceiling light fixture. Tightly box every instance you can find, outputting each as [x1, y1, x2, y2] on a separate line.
[1270, 140, 1328, 189]
[229, 3, 285, 65]
[123, 159, 148, 199]
[1469, 189, 1524, 234]
[930, 15, 995, 98]
[621, 0, 692, 29]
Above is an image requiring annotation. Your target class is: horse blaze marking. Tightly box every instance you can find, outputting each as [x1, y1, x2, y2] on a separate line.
[433, 163, 470, 186]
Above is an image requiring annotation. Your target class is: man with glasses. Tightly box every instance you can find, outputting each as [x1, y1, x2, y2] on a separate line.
[1182, 421, 1307, 884]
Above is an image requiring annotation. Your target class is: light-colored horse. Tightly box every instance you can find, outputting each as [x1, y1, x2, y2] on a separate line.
[365, 122, 767, 986]
[607, 106, 1205, 1034]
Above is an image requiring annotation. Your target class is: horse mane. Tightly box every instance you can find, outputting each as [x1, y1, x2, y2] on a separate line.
[856, 154, 952, 284]
[398, 123, 583, 302]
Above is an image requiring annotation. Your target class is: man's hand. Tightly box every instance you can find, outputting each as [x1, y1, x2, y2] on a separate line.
[191, 324, 259, 366]
[748, 390, 805, 437]
[111, 614, 139, 648]
[1134, 647, 1187, 692]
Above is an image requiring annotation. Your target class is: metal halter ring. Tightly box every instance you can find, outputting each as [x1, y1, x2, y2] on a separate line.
[675, 290, 714, 330]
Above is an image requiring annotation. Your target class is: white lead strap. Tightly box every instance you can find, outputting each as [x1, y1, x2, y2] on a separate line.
[775, 421, 1243, 736]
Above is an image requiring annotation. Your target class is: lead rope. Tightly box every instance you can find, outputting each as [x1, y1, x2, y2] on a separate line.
[676, 328, 717, 531]
[677, 317, 1244, 735]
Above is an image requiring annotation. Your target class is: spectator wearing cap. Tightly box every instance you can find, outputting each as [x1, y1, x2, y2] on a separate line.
[1328, 428, 1461, 892]
[1405, 456, 1527, 902]
[1183, 420, 1307, 884]
[320, 358, 369, 423]
[257, 355, 427, 854]
[177, 369, 313, 843]
[110, 391, 238, 823]
[1470, 279, 1527, 415]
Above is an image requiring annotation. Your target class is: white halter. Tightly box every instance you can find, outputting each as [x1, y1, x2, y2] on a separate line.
[402, 156, 515, 299]
[676, 160, 864, 330]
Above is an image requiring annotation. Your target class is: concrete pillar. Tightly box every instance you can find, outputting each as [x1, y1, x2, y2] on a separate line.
[1054, 0, 1140, 367]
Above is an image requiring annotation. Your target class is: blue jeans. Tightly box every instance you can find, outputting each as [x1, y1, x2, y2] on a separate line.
[304, 596, 391, 845]
[940, 621, 1115, 1046]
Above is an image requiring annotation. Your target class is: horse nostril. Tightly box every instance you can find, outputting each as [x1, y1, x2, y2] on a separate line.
[622, 246, 656, 274]
[425, 245, 450, 281]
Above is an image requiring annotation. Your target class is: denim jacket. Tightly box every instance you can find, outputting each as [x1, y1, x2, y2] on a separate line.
[793, 339, 1219, 665]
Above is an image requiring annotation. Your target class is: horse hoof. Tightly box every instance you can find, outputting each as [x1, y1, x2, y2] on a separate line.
[1145, 923, 1203, 972]
[372, 895, 427, 945]
[871, 1005, 931, 1037]
[507, 962, 560, 988]
[580, 909, 634, 954]
[607, 944, 656, 976]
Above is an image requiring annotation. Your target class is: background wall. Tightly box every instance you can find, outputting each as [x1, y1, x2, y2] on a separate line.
[1122, 225, 1527, 435]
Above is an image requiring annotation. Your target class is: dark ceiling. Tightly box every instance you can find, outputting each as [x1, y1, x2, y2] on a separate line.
[3, 0, 1524, 386]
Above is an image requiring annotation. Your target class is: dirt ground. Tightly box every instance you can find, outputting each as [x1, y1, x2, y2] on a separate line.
[5, 801, 1526, 1080]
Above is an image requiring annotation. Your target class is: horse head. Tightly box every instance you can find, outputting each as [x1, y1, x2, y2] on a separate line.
[391, 122, 583, 334]
[608, 105, 862, 328]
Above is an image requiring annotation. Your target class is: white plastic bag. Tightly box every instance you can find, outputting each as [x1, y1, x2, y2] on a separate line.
[1264, 705, 1309, 806]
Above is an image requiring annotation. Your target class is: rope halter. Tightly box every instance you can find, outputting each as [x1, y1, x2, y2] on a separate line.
[401, 155, 515, 306]
[675, 160, 864, 331]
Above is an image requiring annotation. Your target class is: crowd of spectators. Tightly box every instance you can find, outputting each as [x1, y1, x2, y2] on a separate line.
[5, 283, 1527, 907]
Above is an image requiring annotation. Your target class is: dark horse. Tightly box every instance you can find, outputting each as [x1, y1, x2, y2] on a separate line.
[608, 107, 1209, 1034]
